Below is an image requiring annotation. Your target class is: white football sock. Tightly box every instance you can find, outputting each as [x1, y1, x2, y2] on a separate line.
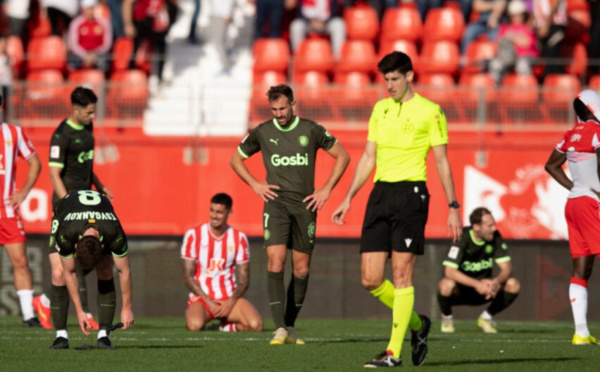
[98, 330, 108, 339]
[479, 310, 493, 321]
[570, 283, 589, 337]
[16, 289, 34, 321]
[56, 330, 68, 339]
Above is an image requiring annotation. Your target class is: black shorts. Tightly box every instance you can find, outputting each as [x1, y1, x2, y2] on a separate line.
[360, 181, 430, 255]
[449, 284, 494, 306]
[263, 198, 316, 254]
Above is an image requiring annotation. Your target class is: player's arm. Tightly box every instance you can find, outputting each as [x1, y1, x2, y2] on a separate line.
[444, 265, 492, 298]
[8, 153, 41, 208]
[60, 255, 92, 335]
[544, 149, 572, 191]
[230, 149, 279, 202]
[122, 0, 136, 38]
[491, 260, 512, 296]
[113, 255, 134, 330]
[49, 166, 68, 199]
[432, 145, 462, 242]
[331, 140, 376, 225]
[92, 172, 113, 200]
[213, 262, 250, 318]
[304, 142, 350, 211]
[181, 258, 218, 307]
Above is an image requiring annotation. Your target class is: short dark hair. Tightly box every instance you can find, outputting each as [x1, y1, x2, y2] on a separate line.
[574, 98, 599, 123]
[211, 193, 232, 210]
[71, 87, 97, 107]
[76, 235, 103, 270]
[267, 84, 294, 103]
[378, 51, 413, 75]
[469, 207, 492, 226]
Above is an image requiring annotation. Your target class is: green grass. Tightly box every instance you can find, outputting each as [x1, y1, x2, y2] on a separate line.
[1, 317, 600, 371]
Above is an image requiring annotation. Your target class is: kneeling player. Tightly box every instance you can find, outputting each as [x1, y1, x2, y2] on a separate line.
[181, 193, 262, 332]
[48, 190, 134, 349]
[437, 207, 520, 333]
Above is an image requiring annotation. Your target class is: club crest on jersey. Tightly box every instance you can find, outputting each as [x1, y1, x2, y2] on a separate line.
[485, 245, 493, 254]
[228, 243, 235, 252]
[207, 258, 225, 276]
[298, 135, 309, 147]
[402, 121, 414, 133]
[264, 229, 271, 240]
[308, 222, 315, 238]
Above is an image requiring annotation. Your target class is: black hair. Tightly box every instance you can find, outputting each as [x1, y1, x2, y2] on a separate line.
[573, 98, 599, 123]
[377, 51, 413, 75]
[76, 235, 103, 270]
[267, 84, 294, 103]
[211, 193, 233, 210]
[469, 207, 492, 226]
[71, 86, 98, 107]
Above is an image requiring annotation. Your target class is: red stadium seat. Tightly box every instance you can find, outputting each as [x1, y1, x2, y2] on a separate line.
[562, 42, 588, 76]
[497, 74, 539, 124]
[6, 36, 24, 77]
[589, 75, 600, 90]
[423, 7, 465, 42]
[293, 38, 334, 73]
[253, 38, 290, 73]
[24, 70, 67, 119]
[377, 39, 418, 83]
[335, 40, 376, 75]
[250, 70, 287, 123]
[542, 74, 581, 103]
[29, 15, 52, 39]
[294, 71, 335, 120]
[344, 4, 379, 41]
[333, 71, 379, 121]
[68, 69, 106, 93]
[112, 37, 133, 71]
[419, 41, 460, 75]
[95, 3, 111, 23]
[463, 40, 497, 74]
[458, 73, 496, 102]
[26, 36, 67, 71]
[416, 73, 456, 104]
[108, 70, 149, 117]
[380, 8, 422, 42]
[566, 0, 589, 12]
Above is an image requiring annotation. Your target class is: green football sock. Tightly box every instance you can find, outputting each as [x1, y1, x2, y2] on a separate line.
[50, 285, 69, 330]
[267, 271, 286, 329]
[487, 291, 519, 316]
[97, 279, 116, 327]
[386, 286, 414, 359]
[371, 280, 421, 331]
[284, 275, 309, 327]
[75, 259, 90, 314]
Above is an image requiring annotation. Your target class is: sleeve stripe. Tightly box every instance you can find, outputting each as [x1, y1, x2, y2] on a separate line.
[112, 249, 128, 258]
[495, 257, 511, 263]
[237, 146, 249, 159]
[442, 261, 459, 269]
[49, 162, 65, 168]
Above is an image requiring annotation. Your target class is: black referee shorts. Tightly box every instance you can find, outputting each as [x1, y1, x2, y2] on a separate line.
[360, 181, 430, 255]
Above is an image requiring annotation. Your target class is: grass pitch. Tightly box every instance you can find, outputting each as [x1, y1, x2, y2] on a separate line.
[1, 317, 599, 371]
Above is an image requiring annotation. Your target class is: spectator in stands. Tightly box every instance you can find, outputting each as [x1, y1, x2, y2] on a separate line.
[67, 0, 113, 71]
[254, 0, 285, 38]
[415, 0, 444, 21]
[289, 0, 346, 60]
[41, 0, 79, 37]
[207, 0, 236, 74]
[188, 0, 200, 43]
[460, 0, 507, 54]
[122, 0, 177, 85]
[0, 36, 13, 118]
[6, 0, 30, 40]
[588, 0, 600, 71]
[488, 0, 538, 85]
[108, 0, 125, 38]
[533, 0, 566, 76]
[343, 0, 389, 21]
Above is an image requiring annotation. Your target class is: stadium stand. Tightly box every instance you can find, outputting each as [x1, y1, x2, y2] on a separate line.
[68, 69, 106, 93]
[107, 69, 149, 118]
[252, 38, 290, 75]
[541, 73, 581, 121]
[334, 40, 376, 79]
[422, 7, 465, 42]
[419, 40, 460, 75]
[6, 36, 24, 78]
[23, 69, 67, 119]
[462, 39, 497, 74]
[26, 36, 67, 72]
[498, 74, 539, 124]
[380, 7, 422, 42]
[343, 3, 379, 41]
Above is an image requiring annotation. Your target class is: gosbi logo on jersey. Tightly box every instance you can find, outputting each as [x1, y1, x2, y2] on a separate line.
[461, 258, 493, 272]
[207, 258, 225, 276]
[77, 150, 94, 163]
[271, 153, 309, 167]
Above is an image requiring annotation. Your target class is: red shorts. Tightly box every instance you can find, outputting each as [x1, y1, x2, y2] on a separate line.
[565, 197, 600, 258]
[0, 216, 27, 245]
[187, 295, 215, 321]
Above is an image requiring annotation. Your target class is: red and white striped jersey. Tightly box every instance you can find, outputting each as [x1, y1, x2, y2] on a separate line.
[181, 223, 250, 301]
[0, 123, 36, 218]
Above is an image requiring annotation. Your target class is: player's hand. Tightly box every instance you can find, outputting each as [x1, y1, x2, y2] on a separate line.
[124, 23, 136, 38]
[102, 185, 114, 201]
[120, 308, 134, 330]
[6, 189, 27, 208]
[447, 208, 462, 243]
[252, 182, 279, 202]
[303, 188, 331, 212]
[77, 311, 92, 336]
[212, 298, 236, 318]
[476, 280, 493, 299]
[331, 199, 351, 226]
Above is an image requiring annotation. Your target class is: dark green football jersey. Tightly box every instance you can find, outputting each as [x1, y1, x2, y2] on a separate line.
[442, 227, 510, 280]
[50, 190, 127, 258]
[49, 120, 95, 197]
[237, 117, 337, 202]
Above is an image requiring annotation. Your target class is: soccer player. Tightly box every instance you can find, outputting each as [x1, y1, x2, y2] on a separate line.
[545, 89, 600, 345]
[230, 84, 350, 345]
[331, 51, 462, 367]
[181, 193, 263, 332]
[33, 87, 113, 330]
[0, 95, 42, 327]
[48, 190, 133, 350]
[437, 207, 520, 334]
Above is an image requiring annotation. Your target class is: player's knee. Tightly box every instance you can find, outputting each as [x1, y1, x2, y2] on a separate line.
[292, 267, 309, 280]
[247, 318, 263, 332]
[438, 278, 455, 296]
[186, 318, 205, 332]
[51, 269, 65, 286]
[504, 277, 520, 294]
[361, 276, 382, 291]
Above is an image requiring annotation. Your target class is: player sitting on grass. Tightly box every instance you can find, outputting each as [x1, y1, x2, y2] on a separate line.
[437, 207, 520, 334]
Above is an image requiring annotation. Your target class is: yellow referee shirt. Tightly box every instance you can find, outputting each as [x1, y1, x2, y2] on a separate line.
[367, 93, 448, 182]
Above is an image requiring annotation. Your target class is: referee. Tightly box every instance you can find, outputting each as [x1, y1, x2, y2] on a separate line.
[332, 51, 462, 367]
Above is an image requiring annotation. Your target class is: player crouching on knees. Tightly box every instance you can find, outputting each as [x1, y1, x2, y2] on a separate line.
[437, 207, 520, 334]
[181, 193, 263, 333]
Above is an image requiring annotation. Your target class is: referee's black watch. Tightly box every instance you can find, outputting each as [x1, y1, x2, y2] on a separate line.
[448, 201, 461, 209]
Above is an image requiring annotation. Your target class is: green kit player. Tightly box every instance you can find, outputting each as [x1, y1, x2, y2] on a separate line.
[230, 84, 350, 345]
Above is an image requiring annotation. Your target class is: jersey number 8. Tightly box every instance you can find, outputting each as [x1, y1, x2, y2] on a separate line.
[78, 190, 102, 206]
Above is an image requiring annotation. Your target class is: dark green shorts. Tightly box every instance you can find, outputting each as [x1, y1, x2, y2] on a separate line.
[263, 198, 317, 254]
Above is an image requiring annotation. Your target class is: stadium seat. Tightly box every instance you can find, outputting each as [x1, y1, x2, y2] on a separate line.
[377, 39, 418, 83]
[498, 74, 539, 124]
[6, 36, 24, 77]
[253, 38, 290, 73]
[416, 73, 456, 102]
[68, 69, 106, 93]
[419, 41, 460, 75]
[26, 36, 67, 71]
[380, 7, 422, 42]
[423, 7, 465, 42]
[294, 71, 335, 121]
[562, 42, 588, 76]
[335, 40, 376, 75]
[112, 37, 134, 71]
[293, 38, 334, 74]
[250, 70, 287, 123]
[107, 70, 149, 117]
[333, 71, 379, 122]
[28, 15, 52, 39]
[463, 40, 497, 74]
[95, 3, 111, 23]
[344, 4, 379, 41]
[24, 70, 67, 119]
[542, 74, 581, 104]
[566, 0, 589, 12]
[459, 73, 496, 102]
